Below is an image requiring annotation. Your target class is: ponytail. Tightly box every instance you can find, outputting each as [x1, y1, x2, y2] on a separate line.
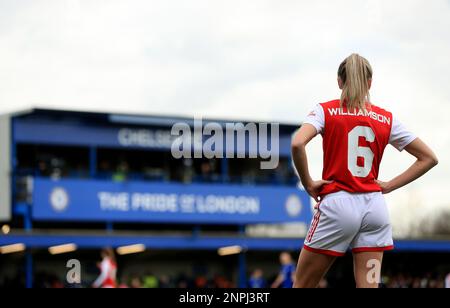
[338, 54, 373, 111]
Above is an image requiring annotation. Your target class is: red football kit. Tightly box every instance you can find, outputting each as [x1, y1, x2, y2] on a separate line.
[318, 100, 392, 196]
[301, 99, 416, 256]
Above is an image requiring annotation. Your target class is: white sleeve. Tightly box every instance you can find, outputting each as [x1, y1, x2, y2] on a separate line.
[303, 104, 325, 134]
[93, 260, 110, 288]
[389, 117, 417, 152]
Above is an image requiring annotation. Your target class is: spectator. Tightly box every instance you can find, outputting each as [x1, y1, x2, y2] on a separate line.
[98, 160, 111, 179]
[213, 275, 232, 288]
[159, 275, 173, 288]
[112, 161, 129, 182]
[195, 275, 208, 288]
[142, 273, 159, 288]
[37, 160, 49, 177]
[130, 276, 142, 288]
[181, 159, 194, 183]
[176, 274, 191, 288]
[199, 161, 220, 183]
[118, 276, 129, 288]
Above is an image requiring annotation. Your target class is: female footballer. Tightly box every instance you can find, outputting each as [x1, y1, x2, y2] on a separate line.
[291, 54, 438, 288]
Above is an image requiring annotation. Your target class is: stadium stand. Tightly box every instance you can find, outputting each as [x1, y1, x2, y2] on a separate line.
[0, 109, 449, 288]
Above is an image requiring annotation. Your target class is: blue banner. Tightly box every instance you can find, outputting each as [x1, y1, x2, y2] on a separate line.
[32, 178, 311, 224]
[14, 120, 176, 149]
[14, 120, 293, 156]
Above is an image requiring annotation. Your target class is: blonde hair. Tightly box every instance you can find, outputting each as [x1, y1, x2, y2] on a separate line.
[338, 54, 373, 111]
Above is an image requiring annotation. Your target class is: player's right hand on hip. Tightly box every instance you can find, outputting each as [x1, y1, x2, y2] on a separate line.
[305, 180, 333, 202]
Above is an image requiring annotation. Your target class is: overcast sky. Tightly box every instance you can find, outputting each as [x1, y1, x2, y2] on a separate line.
[0, 0, 449, 236]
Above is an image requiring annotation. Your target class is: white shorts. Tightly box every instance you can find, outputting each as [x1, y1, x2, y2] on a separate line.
[304, 191, 394, 256]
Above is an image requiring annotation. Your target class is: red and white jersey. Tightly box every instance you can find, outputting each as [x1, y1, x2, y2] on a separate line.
[304, 99, 416, 197]
[93, 257, 117, 288]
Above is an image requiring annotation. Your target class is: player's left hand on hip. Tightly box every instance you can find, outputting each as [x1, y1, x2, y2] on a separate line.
[375, 180, 393, 194]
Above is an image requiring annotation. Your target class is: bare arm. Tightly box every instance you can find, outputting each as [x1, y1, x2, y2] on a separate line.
[376, 138, 438, 194]
[270, 274, 284, 289]
[92, 260, 109, 288]
[291, 124, 332, 202]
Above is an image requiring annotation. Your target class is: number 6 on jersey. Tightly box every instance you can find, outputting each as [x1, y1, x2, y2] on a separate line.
[348, 126, 375, 178]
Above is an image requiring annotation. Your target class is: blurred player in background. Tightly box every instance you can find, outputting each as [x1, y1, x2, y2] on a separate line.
[248, 269, 267, 288]
[92, 248, 118, 288]
[446, 273, 450, 288]
[291, 53, 438, 288]
[271, 252, 296, 288]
